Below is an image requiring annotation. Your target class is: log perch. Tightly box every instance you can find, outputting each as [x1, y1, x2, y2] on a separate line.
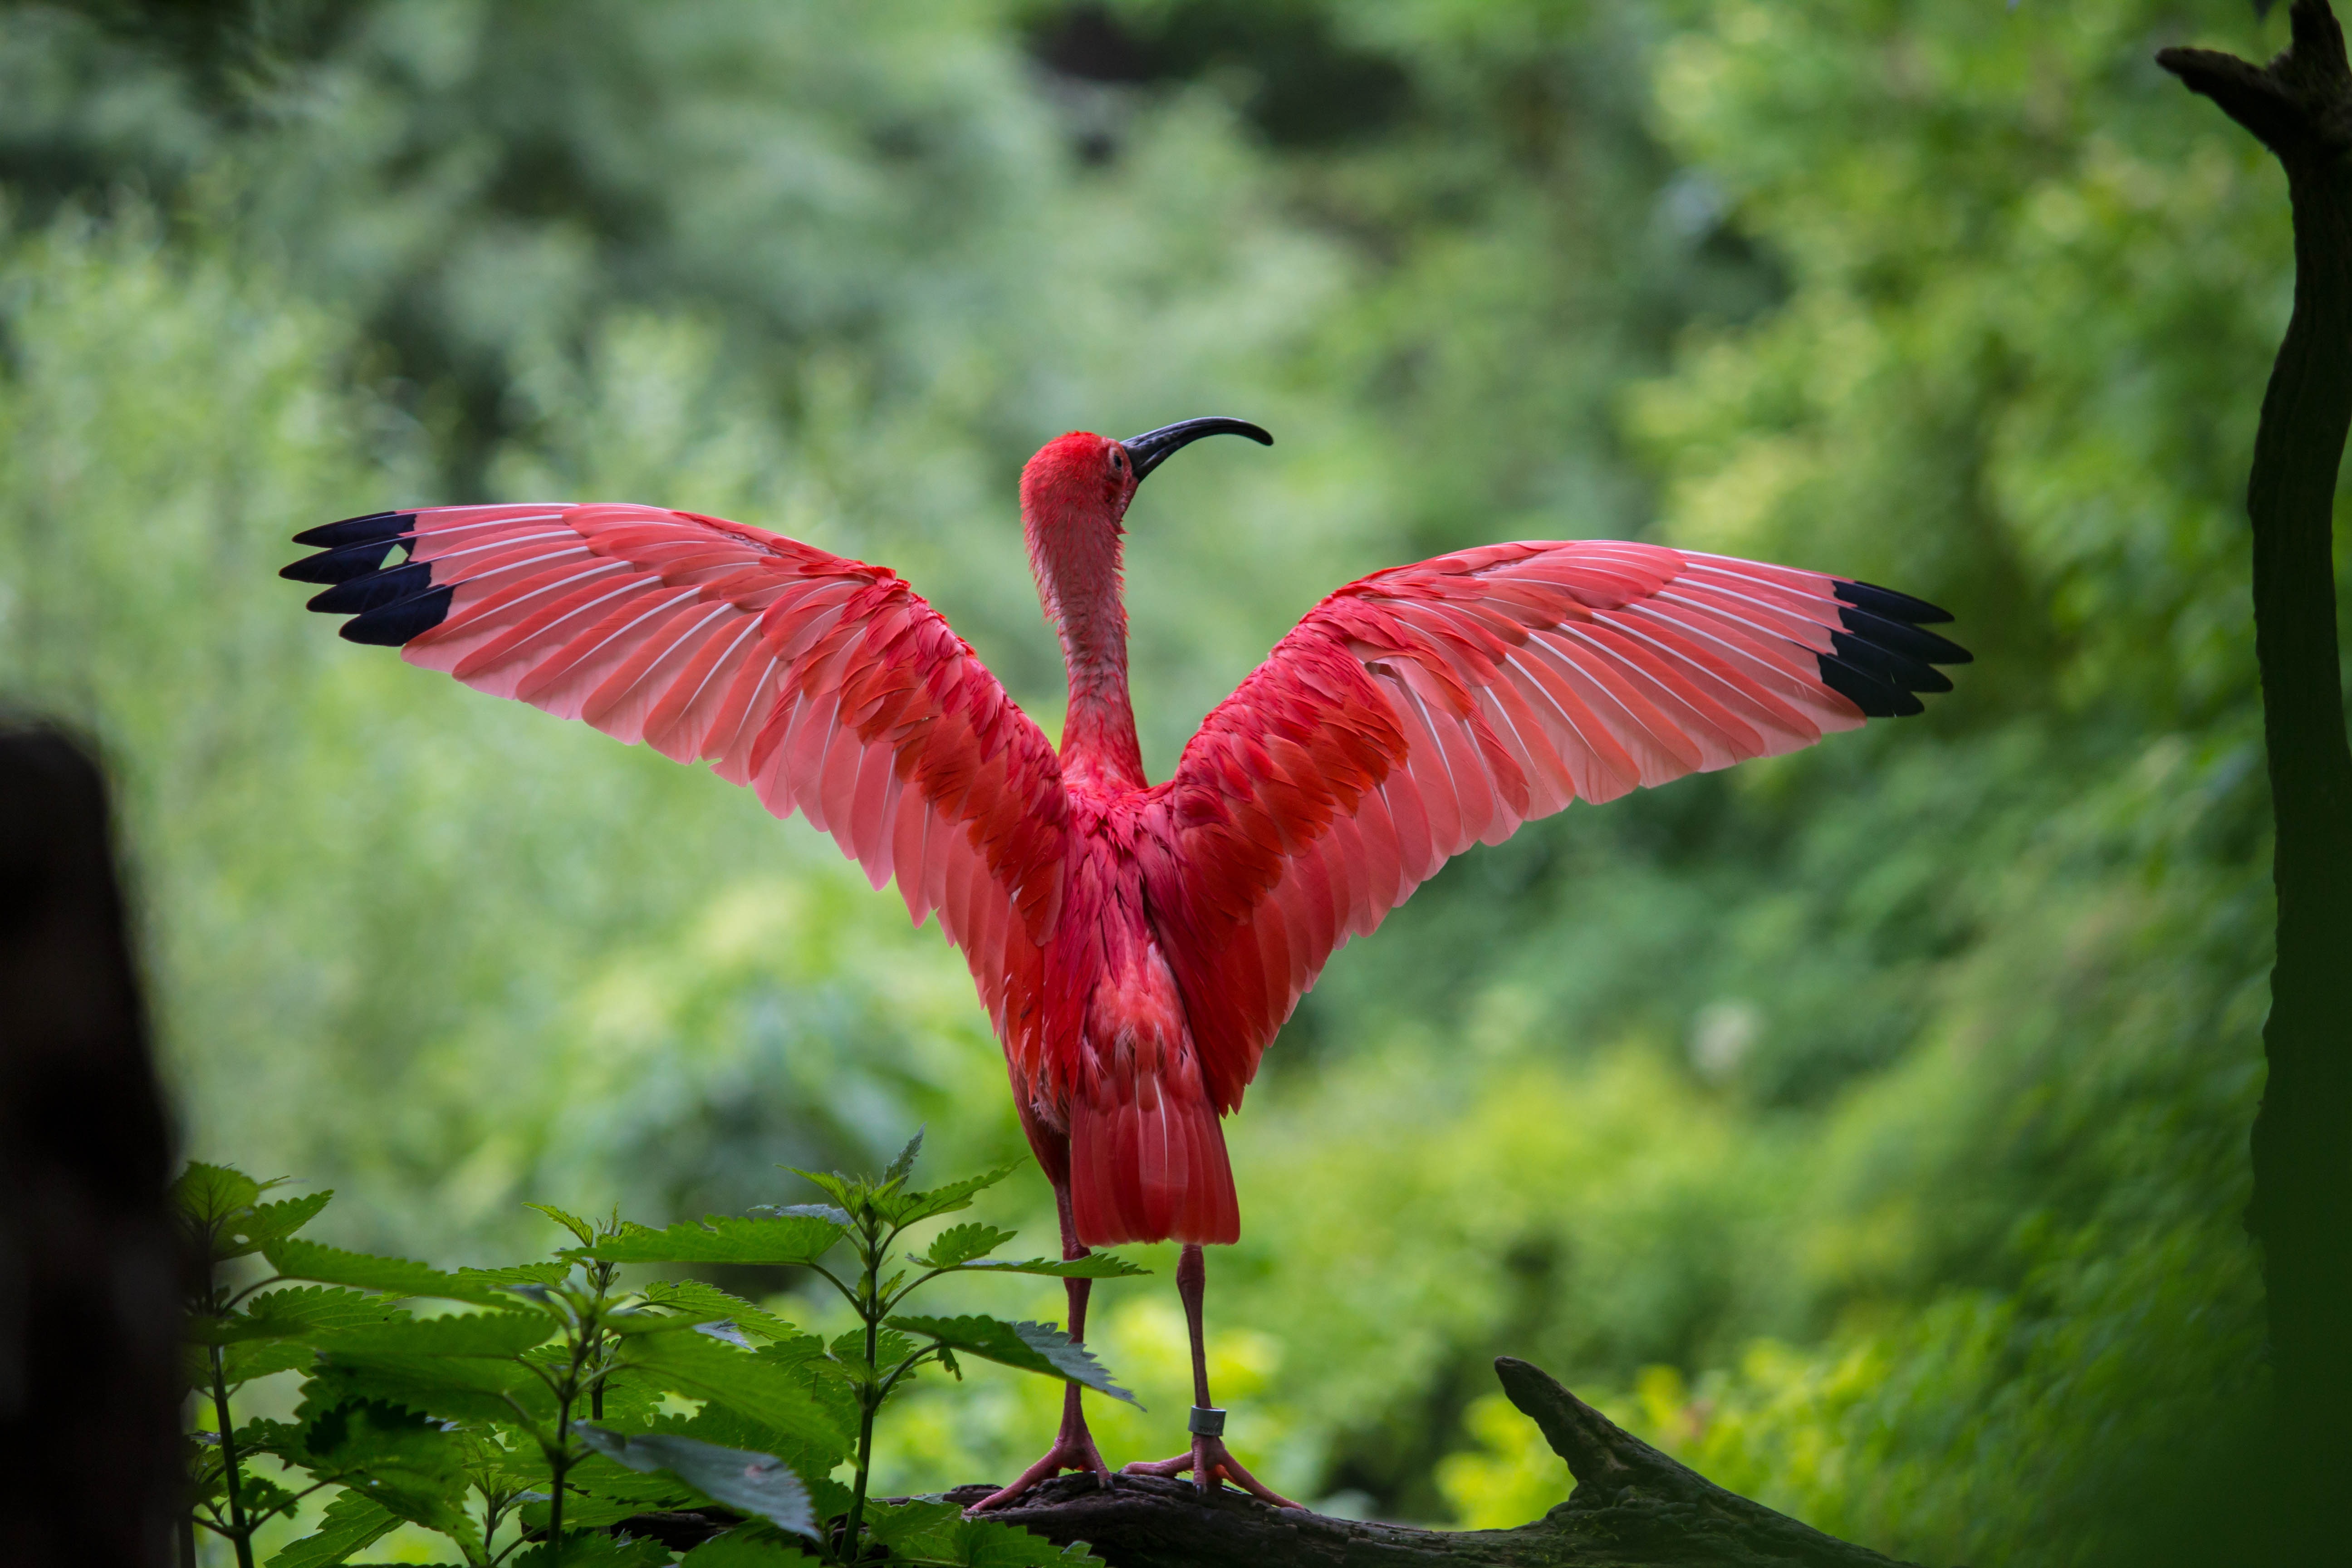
[622, 1358, 1921, 1566]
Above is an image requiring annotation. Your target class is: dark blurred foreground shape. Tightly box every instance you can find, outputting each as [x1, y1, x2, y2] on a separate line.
[2161, 0, 2352, 1557]
[0, 725, 181, 1568]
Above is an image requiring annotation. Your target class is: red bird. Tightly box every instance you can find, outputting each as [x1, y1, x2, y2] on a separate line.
[283, 417, 1966, 1506]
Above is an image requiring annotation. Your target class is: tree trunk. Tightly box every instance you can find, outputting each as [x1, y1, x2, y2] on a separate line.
[2156, 2, 2352, 1545]
[624, 1359, 1921, 1567]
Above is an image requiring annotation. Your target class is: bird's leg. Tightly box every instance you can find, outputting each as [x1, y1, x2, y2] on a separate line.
[1120, 1245, 1300, 1508]
[968, 1184, 1112, 1512]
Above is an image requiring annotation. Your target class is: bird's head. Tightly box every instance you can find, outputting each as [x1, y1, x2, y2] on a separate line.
[1019, 417, 1272, 630]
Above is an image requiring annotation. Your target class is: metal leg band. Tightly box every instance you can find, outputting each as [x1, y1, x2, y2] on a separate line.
[1187, 1405, 1226, 1437]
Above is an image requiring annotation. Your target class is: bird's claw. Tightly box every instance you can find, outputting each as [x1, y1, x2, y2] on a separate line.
[1122, 1435, 1301, 1509]
[965, 1430, 1113, 1515]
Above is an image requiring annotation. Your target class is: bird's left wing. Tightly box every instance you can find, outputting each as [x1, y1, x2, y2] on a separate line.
[283, 503, 1068, 1054]
[1137, 539, 1969, 1112]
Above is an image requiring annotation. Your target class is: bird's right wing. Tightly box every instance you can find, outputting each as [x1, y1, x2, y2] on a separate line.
[283, 503, 1068, 1060]
[1138, 539, 1969, 1111]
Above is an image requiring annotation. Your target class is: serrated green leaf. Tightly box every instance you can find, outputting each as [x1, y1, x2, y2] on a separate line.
[750, 1202, 854, 1227]
[563, 1453, 702, 1507]
[879, 1161, 1025, 1226]
[577, 1425, 816, 1538]
[577, 1214, 844, 1267]
[301, 1400, 480, 1557]
[456, 1261, 572, 1291]
[640, 1280, 799, 1341]
[263, 1490, 401, 1568]
[506, 1534, 674, 1567]
[914, 1224, 1017, 1268]
[314, 1312, 554, 1360]
[264, 1239, 511, 1306]
[299, 1354, 553, 1428]
[780, 1168, 858, 1211]
[882, 1127, 926, 1187]
[220, 1191, 334, 1257]
[202, 1286, 404, 1346]
[524, 1203, 599, 1246]
[232, 1416, 312, 1465]
[883, 1316, 1138, 1405]
[221, 1338, 319, 1385]
[172, 1161, 263, 1227]
[864, 1498, 1107, 1567]
[622, 1328, 852, 1464]
[679, 1529, 821, 1565]
[955, 1253, 1149, 1280]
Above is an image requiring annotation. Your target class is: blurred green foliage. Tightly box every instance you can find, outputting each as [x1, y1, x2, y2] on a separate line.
[0, 0, 2318, 1562]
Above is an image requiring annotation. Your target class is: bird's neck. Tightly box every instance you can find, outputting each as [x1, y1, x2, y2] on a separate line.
[1055, 585, 1146, 794]
[1029, 512, 1147, 793]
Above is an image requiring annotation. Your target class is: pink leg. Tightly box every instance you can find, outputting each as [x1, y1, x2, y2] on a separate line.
[968, 1184, 1112, 1512]
[1120, 1245, 1300, 1508]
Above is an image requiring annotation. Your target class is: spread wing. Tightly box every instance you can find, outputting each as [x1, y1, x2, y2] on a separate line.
[283, 503, 1068, 1055]
[1138, 539, 1970, 1110]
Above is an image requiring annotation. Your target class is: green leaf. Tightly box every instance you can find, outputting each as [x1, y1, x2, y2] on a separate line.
[880, 1161, 1025, 1227]
[173, 1161, 264, 1227]
[913, 1224, 1017, 1268]
[882, 1127, 926, 1187]
[525, 1202, 599, 1246]
[299, 1354, 553, 1429]
[577, 1425, 816, 1538]
[263, 1490, 401, 1568]
[200, 1286, 403, 1345]
[622, 1329, 853, 1463]
[577, 1214, 845, 1267]
[883, 1316, 1138, 1406]
[264, 1239, 512, 1306]
[456, 1261, 572, 1291]
[507, 1535, 674, 1567]
[302, 1400, 481, 1558]
[678, 1530, 821, 1565]
[232, 1416, 312, 1464]
[864, 1499, 1106, 1567]
[313, 1312, 555, 1360]
[780, 1168, 860, 1212]
[750, 1202, 854, 1227]
[221, 1339, 320, 1385]
[954, 1254, 1150, 1280]
[640, 1280, 800, 1341]
[220, 1191, 334, 1258]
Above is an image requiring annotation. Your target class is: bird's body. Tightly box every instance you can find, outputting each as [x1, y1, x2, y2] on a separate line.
[284, 417, 1967, 1504]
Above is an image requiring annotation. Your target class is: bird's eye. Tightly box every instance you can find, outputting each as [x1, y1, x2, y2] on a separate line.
[1109, 448, 1127, 473]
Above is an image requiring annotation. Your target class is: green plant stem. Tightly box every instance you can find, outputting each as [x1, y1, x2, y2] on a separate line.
[208, 1341, 258, 1568]
[838, 1218, 887, 1565]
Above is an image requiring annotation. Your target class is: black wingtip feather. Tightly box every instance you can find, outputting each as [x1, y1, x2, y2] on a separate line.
[1817, 577, 1968, 721]
[291, 510, 416, 549]
[306, 560, 433, 615]
[1818, 655, 1925, 718]
[1834, 602, 1973, 666]
[1834, 579, 1953, 626]
[341, 585, 454, 646]
[280, 534, 417, 583]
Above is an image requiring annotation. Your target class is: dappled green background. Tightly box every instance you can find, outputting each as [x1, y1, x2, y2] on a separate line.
[0, 0, 2317, 1561]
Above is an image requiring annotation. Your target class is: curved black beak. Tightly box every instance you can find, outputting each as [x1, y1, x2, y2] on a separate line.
[1119, 416, 1273, 482]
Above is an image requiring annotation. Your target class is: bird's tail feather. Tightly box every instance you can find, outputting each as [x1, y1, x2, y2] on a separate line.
[1068, 1087, 1238, 1247]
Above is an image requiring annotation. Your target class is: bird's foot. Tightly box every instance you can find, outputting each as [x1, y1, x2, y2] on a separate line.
[1122, 1435, 1300, 1509]
[965, 1426, 1113, 1514]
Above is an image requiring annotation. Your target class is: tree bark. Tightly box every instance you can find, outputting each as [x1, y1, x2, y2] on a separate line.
[2156, 0, 2352, 1539]
[624, 1359, 1921, 1567]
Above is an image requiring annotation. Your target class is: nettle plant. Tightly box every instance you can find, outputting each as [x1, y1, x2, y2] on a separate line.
[178, 1133, 1145, 1567]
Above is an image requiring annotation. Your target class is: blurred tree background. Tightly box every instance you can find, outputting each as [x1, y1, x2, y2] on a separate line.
[0, 0, 2315, 1562]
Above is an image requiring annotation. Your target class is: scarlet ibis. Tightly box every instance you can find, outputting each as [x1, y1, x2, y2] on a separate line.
[282, 417, 1966, 1507]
